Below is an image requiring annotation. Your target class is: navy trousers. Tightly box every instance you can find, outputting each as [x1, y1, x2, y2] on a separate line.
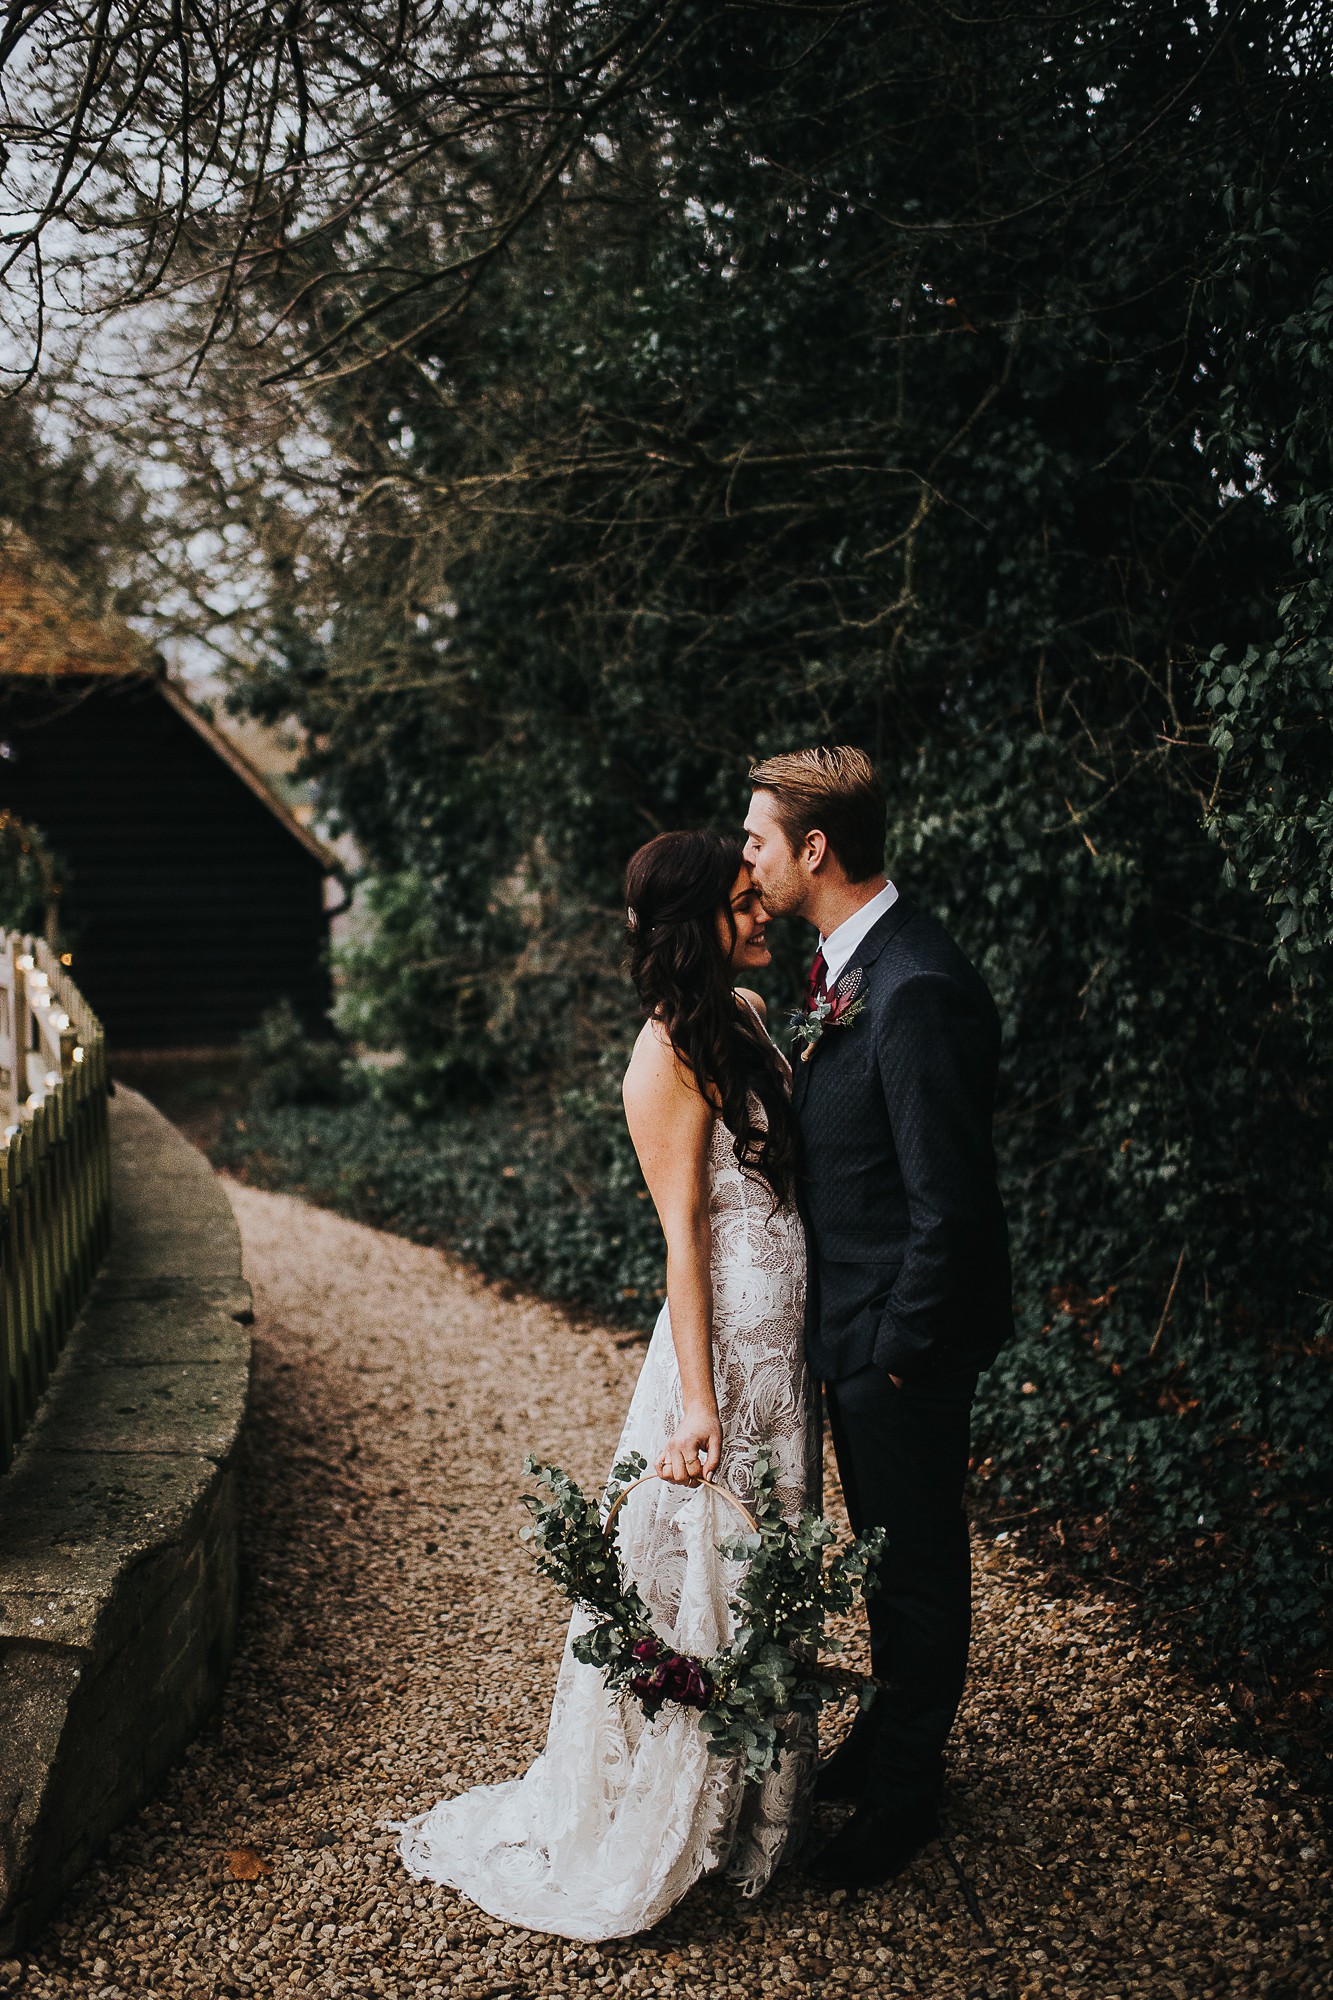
[823, 1362, 976, 1816]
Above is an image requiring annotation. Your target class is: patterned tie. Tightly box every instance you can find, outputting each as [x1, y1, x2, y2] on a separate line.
[807, 947, 829, 1006]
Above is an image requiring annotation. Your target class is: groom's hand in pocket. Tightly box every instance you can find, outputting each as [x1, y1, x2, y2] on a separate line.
[658, 1404, 722, 1485]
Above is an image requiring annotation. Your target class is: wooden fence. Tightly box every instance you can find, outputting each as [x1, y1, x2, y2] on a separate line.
[0, 933, 111, 1474]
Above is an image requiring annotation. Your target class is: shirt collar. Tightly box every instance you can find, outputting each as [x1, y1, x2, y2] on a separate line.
[820, 880, 899, 985]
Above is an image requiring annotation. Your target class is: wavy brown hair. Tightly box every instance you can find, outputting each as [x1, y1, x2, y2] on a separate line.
[624, 830, 796, 1204]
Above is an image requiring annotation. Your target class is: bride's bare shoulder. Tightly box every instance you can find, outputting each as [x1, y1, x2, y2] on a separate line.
[622, 1018, 708, 1119]
[624, 1015, 681, 1086]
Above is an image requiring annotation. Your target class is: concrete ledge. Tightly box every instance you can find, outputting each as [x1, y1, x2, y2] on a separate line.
[0, 1087, 252, 1950]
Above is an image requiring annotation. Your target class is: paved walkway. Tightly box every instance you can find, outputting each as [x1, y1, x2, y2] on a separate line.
[3, 1185, 1328, 2000]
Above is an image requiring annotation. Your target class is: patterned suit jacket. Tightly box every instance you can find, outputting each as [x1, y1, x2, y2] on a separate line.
[792, 893, 1013, 1385]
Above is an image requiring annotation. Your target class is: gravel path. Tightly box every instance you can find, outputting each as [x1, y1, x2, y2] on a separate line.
[2, 1183, 1329, 2000]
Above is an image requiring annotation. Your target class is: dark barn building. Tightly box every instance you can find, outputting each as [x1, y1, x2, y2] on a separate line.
[0, 526, 336, 1049]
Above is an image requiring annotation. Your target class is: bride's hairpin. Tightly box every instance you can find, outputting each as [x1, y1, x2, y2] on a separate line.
[626, 905, 641, 933]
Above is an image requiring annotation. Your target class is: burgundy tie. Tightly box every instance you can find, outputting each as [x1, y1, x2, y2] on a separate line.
[807, 947, 829, 1005]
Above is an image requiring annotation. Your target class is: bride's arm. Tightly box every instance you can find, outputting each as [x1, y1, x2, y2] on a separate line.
[622, 1022, 721, 1486]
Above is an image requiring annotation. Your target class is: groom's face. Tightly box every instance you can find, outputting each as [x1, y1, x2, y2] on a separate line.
[743, 790, 809, 918]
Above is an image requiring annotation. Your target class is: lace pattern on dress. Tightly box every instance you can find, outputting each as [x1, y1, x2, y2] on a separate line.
[393, 1072, 815, 1940]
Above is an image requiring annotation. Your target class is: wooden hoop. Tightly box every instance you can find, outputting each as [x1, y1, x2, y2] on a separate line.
[602, 1472, 759, 1541]
[596, 1472, 885, 1701]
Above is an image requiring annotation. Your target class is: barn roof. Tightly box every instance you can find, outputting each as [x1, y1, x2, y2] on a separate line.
[0, 520, 338, 873]
[0, 519, 143, 679]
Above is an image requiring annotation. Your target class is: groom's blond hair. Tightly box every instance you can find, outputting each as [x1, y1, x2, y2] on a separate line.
[747, 746, 886, 882]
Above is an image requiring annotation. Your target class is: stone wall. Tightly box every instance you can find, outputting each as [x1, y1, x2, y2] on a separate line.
[0, 1088, 252, 1950]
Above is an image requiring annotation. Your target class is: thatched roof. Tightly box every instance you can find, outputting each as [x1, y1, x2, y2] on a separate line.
[0, 520, 145, 680]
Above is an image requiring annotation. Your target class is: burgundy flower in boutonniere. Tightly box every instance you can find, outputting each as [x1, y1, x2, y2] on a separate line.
[789, 965, 868, 1062]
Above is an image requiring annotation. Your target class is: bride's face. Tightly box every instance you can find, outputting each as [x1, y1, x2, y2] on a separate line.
[721, 866, 771, 973]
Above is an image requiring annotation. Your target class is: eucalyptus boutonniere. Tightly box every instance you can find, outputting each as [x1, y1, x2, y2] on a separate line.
[790, 965, 867, 1062]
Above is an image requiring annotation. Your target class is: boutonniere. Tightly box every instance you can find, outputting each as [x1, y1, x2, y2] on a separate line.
[789, 966, 867, 1062]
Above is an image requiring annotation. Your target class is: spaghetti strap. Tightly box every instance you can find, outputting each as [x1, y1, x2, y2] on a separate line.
[737, 989, 774, 1036]
[735, 990, 792, 1081]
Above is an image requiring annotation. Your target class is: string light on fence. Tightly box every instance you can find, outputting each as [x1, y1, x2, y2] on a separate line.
[43, 1070, 60, 1091]
[72, 1045, 85, 1064]
[16, 952, 33, 971]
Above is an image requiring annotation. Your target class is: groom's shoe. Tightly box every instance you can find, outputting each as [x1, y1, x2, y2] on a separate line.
[807, 1800, 940, 1891]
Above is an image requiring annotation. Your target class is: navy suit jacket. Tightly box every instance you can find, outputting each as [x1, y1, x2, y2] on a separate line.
[792, 893, 1013, 1385]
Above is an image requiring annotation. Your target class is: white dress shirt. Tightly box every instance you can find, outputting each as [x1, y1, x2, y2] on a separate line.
[819, 880, 899, 986]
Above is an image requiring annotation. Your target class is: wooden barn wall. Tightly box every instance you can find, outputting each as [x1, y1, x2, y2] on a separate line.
[0, 679, 333, 1048]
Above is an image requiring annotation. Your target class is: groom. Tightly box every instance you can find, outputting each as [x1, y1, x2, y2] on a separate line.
[743, 746, 1013, 1890]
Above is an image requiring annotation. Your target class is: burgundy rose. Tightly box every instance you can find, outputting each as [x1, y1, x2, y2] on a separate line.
[629, 1636, 714, 1715]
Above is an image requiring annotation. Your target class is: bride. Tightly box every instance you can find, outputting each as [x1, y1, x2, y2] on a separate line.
[394, 830, 817, 1939]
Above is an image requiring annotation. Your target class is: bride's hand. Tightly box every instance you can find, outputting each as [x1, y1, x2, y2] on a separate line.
[657, 1405, 722, 1486]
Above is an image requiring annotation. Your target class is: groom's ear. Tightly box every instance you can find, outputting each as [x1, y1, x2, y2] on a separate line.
[803, 828, 830, 874]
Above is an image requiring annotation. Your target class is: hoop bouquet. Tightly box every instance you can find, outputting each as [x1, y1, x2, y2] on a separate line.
[521, 1447, 885, 1784]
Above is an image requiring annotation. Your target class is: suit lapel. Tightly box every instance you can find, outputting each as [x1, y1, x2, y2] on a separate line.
[792, 1043, 812, 1110]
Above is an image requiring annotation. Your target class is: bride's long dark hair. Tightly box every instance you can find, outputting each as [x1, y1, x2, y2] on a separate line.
[624, 830, 797, 1205]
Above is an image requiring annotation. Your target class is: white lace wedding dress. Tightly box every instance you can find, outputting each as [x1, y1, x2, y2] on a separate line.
[394, 1070, 817, 1940]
